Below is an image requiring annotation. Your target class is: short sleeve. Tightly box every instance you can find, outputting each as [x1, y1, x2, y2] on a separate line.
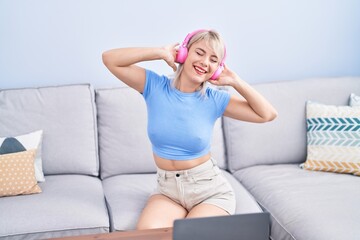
[142, 69, 167, 100]
[207, 87, 231, 118]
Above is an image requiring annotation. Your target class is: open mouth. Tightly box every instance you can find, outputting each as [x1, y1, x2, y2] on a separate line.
[194, 66, 207, 75]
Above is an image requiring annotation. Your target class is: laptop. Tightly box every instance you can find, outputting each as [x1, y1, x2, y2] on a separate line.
[173, 212, 270, 240]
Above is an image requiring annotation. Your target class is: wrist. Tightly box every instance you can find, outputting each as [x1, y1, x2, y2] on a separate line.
[229, 75, 243, 88]
[158, 47, 168, 60]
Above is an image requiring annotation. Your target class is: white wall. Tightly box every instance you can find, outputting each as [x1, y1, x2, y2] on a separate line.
[0, 0, 359, 89]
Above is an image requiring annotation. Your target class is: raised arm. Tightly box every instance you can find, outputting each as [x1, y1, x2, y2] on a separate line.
[102, 44, 178, 93]
[208, 65, 278, 123]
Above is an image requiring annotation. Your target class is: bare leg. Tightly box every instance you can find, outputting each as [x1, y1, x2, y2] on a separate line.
[186, 203, 229, 219]
[136, 194, 188, 230]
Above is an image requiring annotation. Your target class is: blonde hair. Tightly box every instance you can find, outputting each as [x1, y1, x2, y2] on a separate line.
[172, 30, 225, 94]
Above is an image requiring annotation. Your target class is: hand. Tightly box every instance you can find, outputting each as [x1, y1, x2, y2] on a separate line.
[208, 64, 240, 87]
[162, 43, 179, 72]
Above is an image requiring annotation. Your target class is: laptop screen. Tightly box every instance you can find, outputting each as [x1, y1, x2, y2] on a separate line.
[173, 212, 270, 240]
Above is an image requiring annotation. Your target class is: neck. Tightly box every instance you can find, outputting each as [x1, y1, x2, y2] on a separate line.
[177, 75, 202, 93]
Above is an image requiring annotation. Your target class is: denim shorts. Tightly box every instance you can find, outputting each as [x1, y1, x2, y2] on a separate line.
[152, 158, 236, 214]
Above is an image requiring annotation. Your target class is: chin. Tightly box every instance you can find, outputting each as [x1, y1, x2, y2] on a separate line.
[192, 72, 209, 83]
[193, 76, 207, 84]
[185, 69, 209, 84]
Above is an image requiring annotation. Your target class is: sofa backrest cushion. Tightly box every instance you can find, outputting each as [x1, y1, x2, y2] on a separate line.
[96, 87, 227, 179]
[224, 77, 360, 172]
[0, 84, 99, 176]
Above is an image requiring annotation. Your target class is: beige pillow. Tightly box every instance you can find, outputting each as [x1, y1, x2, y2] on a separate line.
[0, 149, 42, 197]
[0, 130, 44, 182]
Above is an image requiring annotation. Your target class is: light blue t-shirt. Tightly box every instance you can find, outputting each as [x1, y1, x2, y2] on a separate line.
[142, 70, 231, 160]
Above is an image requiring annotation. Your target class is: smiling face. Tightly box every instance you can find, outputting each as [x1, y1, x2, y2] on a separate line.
[172, 30, 225, 92]
[182, 40, 220, 83]
[184, 40, 219, 82]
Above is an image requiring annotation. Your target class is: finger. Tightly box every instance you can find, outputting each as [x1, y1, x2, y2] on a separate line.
[208, 79, 219, 85]
[171, 63, 177, 72]
[173, 42, 180, 50]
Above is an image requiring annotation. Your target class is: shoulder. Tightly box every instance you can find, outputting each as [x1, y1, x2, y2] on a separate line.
[205, 86, 230, 99]
[143, 69, 171, 98]
[205, 86, 231, 118]
[146, 69, 171, 85]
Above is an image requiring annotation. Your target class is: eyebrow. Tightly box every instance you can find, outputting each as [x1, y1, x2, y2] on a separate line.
[196, 48, 218, 59]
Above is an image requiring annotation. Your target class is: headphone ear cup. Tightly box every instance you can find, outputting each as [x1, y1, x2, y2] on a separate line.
[210, 64, 224, 80]
[175, 46, 188, 63]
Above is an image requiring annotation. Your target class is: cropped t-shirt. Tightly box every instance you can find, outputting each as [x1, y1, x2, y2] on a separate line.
[142, 70, 230, 160]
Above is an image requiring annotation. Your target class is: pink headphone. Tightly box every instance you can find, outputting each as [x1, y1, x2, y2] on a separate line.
[175, 29, 226, 80]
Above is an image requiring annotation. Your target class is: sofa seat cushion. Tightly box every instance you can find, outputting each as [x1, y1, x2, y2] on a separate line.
[234, 164, 360, 240]
[0, 175, 109, 240]
[103, 170, 262, 231]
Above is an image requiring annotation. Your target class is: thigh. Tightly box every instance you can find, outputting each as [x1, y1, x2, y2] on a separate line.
[186, 203, 229, 219]
[136, 194, 188, 230]
[187, 169, 236, 215]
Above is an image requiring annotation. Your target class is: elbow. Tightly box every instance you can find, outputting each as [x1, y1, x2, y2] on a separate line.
[102, 51, 111, 67]
[262, 110, 278, 122]
[261, 110, 278, 123]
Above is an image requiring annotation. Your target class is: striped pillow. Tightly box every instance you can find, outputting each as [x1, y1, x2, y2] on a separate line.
[301, 101, 360, 175]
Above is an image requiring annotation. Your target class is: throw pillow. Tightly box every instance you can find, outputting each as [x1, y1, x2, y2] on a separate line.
[0, 149, 42, 197]
[0, 130, 45, 182]
[350, 93, 360, 107]
[301, 101, 360, 175]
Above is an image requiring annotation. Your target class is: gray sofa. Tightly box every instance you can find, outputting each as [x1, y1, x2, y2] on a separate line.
[0, 76, 359, 240]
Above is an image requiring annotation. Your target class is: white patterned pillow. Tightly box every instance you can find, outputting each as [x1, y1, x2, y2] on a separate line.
[350, 93, 360, 107]
[301, 101, 360, 175]
[0, 130, 45, 182]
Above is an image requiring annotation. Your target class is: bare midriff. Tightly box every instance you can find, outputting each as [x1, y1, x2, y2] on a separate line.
[153, 153, 211, 171]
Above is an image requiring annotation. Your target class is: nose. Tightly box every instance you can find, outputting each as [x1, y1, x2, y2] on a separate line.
[200, 56, 210, 67]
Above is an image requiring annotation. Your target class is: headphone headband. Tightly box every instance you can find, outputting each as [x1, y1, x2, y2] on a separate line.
[220, 45, 226, 66]
[182, 29, 208, 47]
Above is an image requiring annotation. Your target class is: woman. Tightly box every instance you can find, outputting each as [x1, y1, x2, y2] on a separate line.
[102, 29, 277, 230]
